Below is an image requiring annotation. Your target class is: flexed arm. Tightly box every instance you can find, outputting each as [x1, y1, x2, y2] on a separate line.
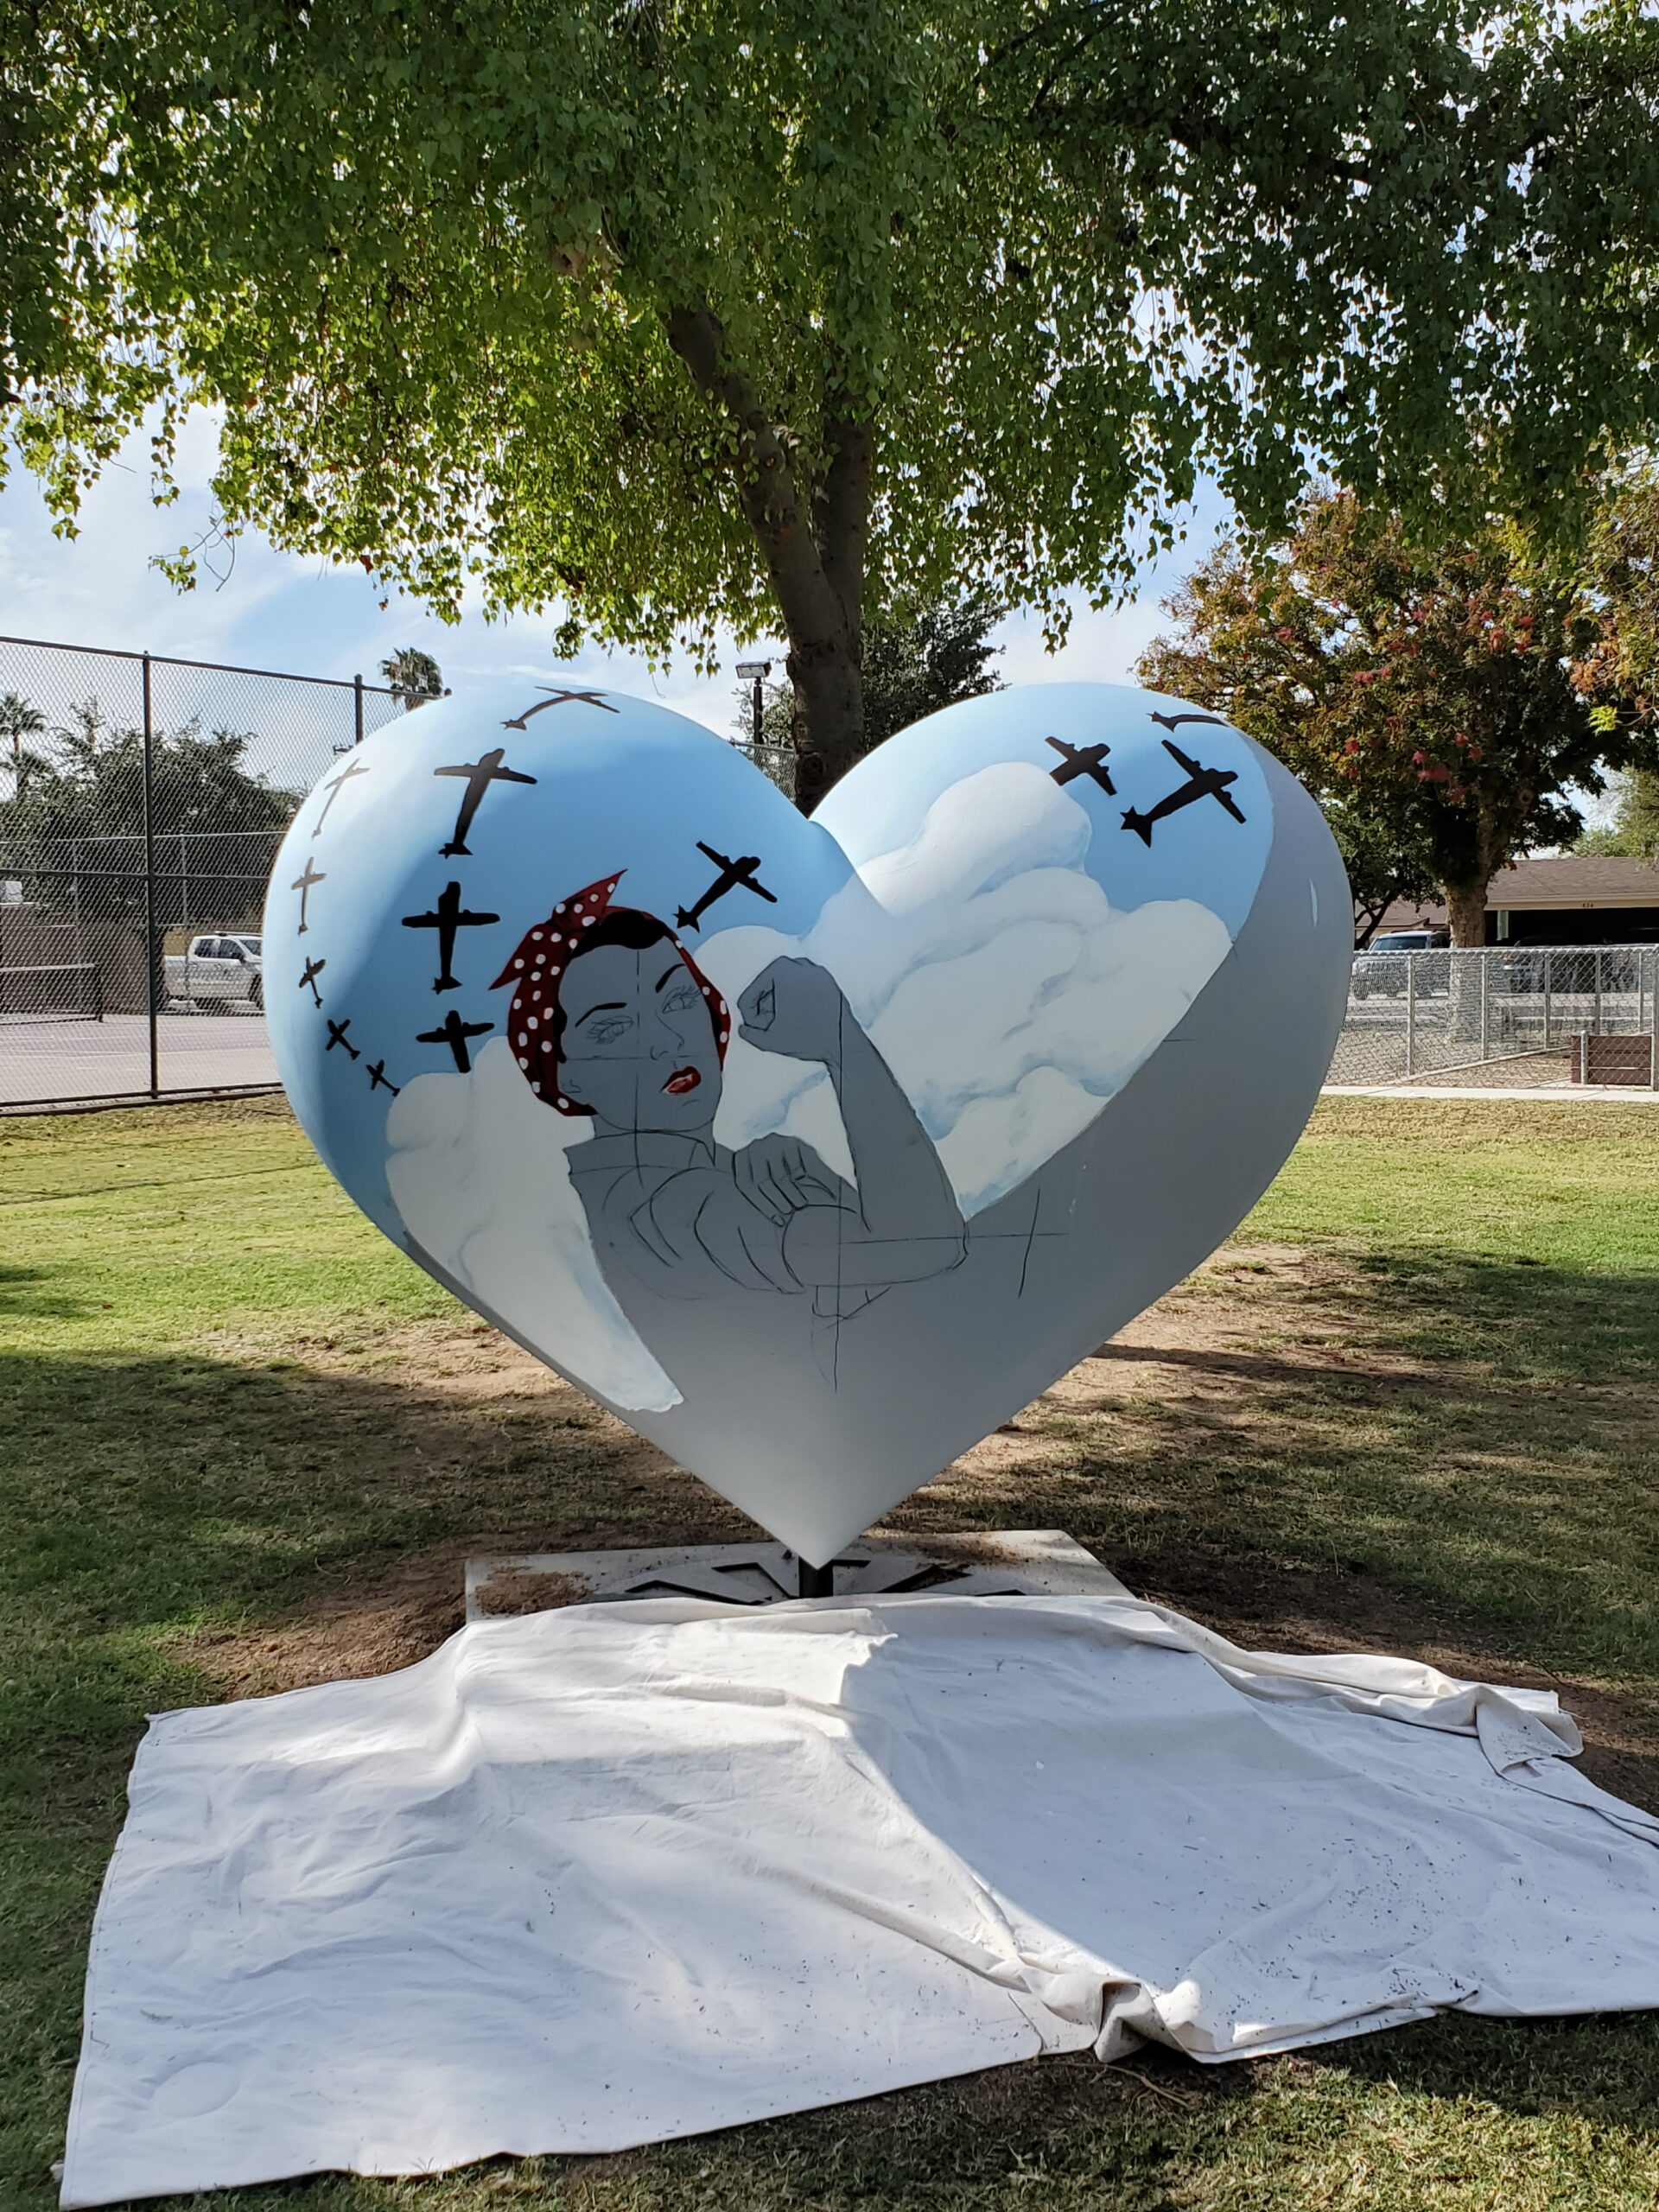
[738, 958, 966, 1288]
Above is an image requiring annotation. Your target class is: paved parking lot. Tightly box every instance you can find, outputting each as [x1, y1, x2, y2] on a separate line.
[1, 1011, 277, 1108]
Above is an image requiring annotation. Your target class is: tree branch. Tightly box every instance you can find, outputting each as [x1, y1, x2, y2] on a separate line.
[663, 302, 850, 664]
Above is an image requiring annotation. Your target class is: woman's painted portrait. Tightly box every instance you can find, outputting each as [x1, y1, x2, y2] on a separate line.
[491, 874, 967, 1344]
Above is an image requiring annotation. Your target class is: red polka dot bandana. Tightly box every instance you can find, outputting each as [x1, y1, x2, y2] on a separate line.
[489, 872, 731, 1116]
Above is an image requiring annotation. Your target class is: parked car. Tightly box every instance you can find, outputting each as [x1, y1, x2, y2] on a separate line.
[163, 933, 264, 1010]
[1351, 928, 1450, 999]
[1497, 945, 1643, 995]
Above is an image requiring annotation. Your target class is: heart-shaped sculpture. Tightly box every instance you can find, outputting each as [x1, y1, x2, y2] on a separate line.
[265, 682, 1350, 1563]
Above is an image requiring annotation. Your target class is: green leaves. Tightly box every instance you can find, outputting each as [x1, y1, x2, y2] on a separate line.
[1138, 486, 1659, 936]
[10, 0, 1659, 731]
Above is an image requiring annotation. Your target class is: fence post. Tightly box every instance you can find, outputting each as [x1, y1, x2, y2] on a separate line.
[1405, 953, 1416, 1077]
[353, 673, 365, 748]
[140, 652, 160, 1098]
[1479, 949, 1490, 1061]
[1542, 951, 1552, 1051]
[1593, 946, 1603, 1035]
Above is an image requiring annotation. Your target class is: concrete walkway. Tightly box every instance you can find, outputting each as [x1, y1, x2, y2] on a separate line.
[1324, 1082, 1659, 1103]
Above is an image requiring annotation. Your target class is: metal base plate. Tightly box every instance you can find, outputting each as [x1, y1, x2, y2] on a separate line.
[466, 1529, 1125, 1622]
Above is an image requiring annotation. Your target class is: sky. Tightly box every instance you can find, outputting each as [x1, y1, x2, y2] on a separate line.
[0, 408, 1232, 736]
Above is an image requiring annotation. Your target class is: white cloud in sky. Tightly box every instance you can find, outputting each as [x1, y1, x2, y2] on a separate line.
[1, 408, 1228, 732]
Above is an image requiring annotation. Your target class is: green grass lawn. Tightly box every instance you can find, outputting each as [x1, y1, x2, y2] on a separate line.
[3, 1094, 1658, 2212]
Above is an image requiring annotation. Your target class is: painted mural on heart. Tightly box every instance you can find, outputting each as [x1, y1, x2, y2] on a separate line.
[265, 681, 1351, 1564]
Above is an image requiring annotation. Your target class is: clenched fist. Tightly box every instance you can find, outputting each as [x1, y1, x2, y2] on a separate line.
[737, 957, 852, 1065]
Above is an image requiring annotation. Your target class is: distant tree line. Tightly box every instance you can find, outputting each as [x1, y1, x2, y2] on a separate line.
[0, 699, 297, 934]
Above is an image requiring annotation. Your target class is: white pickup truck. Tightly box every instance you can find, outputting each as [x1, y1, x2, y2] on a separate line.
[163, 933, 264, 1010]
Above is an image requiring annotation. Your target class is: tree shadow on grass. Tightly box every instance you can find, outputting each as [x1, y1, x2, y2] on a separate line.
[1313, 2009, 1659, 2139]
[894, 1251, 1659, 1786]
[0, 1264, 86, 1321]
[3, 1244, 1658, 2210]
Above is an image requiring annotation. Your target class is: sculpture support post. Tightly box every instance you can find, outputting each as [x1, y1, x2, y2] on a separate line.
[798, 1558, 835, 1599]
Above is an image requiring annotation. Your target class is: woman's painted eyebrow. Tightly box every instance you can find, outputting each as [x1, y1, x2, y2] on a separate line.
[573, 1000, 627, 1027]
[654, 964, 682, 992]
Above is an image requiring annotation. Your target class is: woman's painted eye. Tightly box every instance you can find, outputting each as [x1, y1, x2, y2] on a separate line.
[585, 1017, 632, 1046]
[661, 985, 696, 1015]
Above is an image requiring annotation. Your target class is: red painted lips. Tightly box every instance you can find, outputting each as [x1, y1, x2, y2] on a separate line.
[663, 1066, 701, 1096]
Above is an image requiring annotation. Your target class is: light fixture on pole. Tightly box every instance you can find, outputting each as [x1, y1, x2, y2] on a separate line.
[734, 659, 772, 753]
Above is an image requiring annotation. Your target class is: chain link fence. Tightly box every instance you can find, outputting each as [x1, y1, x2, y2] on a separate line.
[0, 635, 410, 1109]
[732, 739, 798, 800]
[6, 644, 1656, 1109]
[1331, 944, 1659, 1088]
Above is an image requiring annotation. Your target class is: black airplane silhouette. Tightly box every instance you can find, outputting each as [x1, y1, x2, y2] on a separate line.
[1046, 736, 1116, 795]
[366, 1058, 400, 1096]
[325, 1016, 359, 1059]
[1122, 740, 1247, 846]
[433, 747, 537, 856]
[1148, 710, 1227, 735]
[501, 687, 620, 729]
[298, 955, 327, 1007]
[401, 880, 501, 990]
[417, 1008, 493, 1073]
[675, 841, 779, 931]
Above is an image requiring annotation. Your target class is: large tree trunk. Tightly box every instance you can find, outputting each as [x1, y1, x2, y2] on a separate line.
[788, 638, 864, 815]
[664, 305, 870, 814]
[792, 410, 870, 810]
[1445, 880, 1490, 949]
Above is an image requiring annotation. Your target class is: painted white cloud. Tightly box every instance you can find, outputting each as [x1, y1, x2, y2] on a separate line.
[385, 1038, 682, 1414]
[701, 761, 1233, 1214]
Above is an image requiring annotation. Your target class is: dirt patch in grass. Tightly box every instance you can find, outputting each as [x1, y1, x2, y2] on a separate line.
[472, 1566, 595, 1617]
[167, 1318, 753, 1697]
[165, 1239, 1659, 1821]
[180, 1552, 473, 1698]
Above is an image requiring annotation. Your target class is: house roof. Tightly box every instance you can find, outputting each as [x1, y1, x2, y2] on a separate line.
[1378, 855, 1659, 931]
[1488, 855, 1659, 908]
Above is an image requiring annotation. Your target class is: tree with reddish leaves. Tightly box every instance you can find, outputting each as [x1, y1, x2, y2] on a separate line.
[1139, 494, 1658, 945]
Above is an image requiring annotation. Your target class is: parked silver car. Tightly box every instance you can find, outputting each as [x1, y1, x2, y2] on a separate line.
[1351, 928, 1451, 999]
[162, 933, 264, 1010]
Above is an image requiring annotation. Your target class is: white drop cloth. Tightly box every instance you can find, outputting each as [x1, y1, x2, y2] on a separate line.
[63, 1592, 1659, 2206]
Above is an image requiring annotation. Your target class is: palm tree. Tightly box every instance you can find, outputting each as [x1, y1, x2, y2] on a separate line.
[1, 690, 46, 760]
[379, 648, 444, 710]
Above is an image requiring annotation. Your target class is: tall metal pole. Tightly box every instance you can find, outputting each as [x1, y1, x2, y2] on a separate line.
[353, 673, 365, 748]
[1405, 954, 1416, 1077]
[141, 651, 159, 1098]
[1478, 949, 1490, 1062]
[752, 671, 763, 753]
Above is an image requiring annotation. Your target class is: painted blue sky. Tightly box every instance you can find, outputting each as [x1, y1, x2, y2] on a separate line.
[265, 679, 1268, 1244]
[817, 683, 1271, 939]
[264, 684, 850, 1240]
